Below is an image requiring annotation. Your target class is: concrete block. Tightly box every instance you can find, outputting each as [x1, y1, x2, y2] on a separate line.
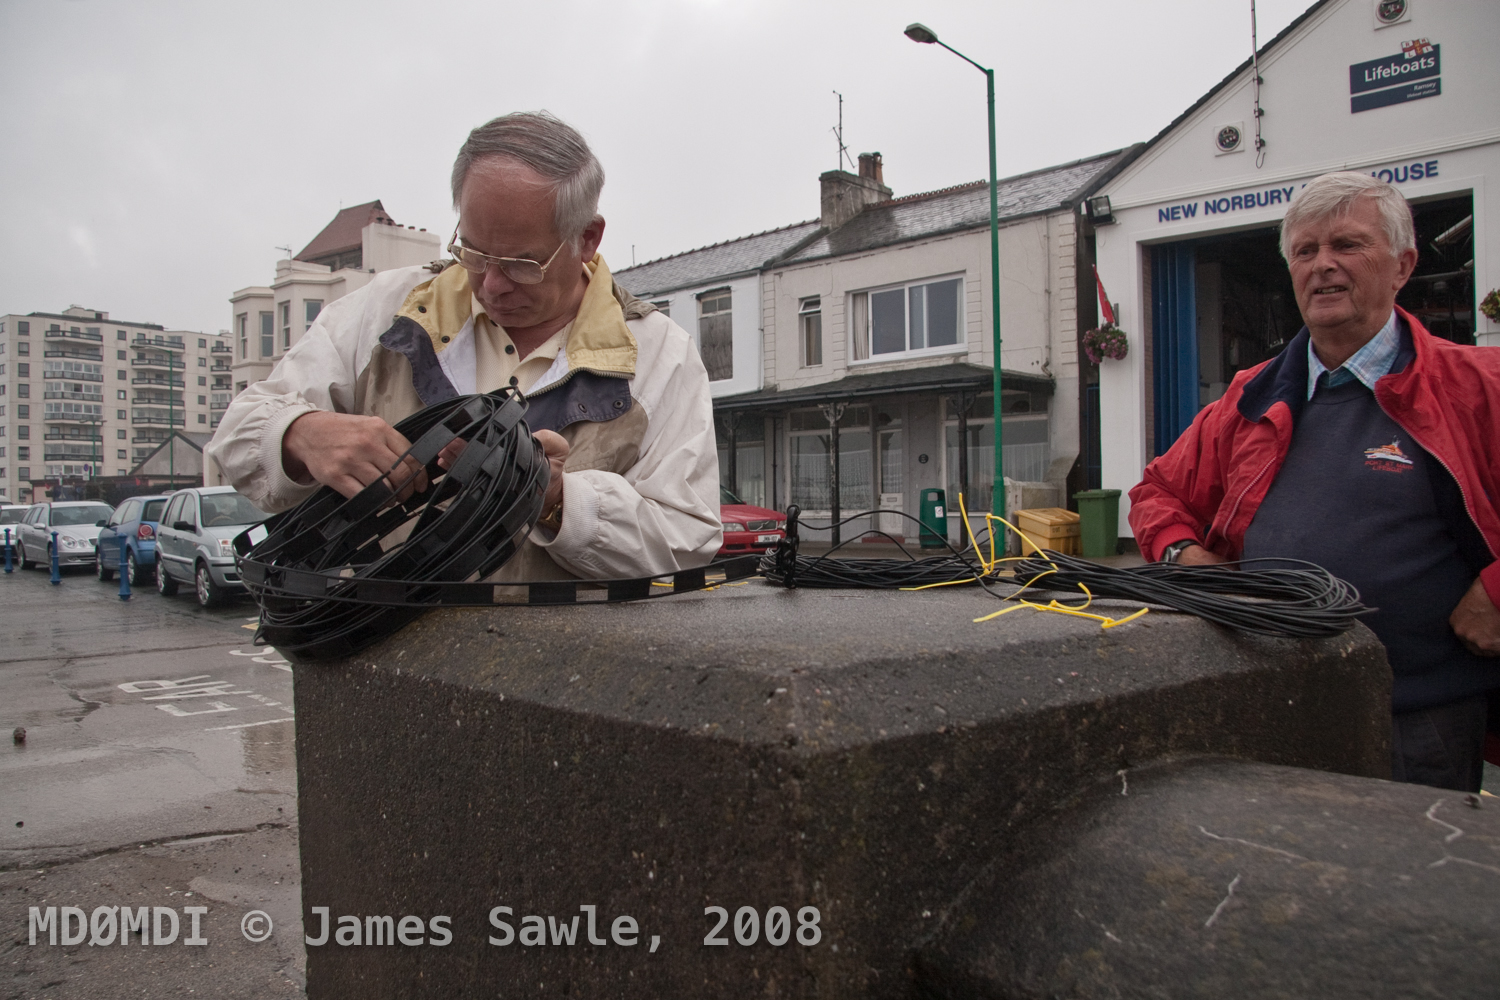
[913, 758, 1500, 998]
[292, 585, 1389, 998]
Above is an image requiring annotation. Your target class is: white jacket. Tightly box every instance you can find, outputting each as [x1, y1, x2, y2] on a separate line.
[207, 258, 722, 581]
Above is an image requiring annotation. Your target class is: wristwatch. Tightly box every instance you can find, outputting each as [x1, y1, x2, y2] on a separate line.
[1160, 539, 1199, 564]
[536, 502, 563, 532]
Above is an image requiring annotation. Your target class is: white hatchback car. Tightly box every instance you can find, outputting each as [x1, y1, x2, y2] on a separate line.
[15, 500, 115, 570]
[155, 486, 270, 607]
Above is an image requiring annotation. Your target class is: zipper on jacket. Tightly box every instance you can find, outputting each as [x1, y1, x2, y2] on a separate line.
[1215, 454, 1278, 548]
[526, 365, 629, 400]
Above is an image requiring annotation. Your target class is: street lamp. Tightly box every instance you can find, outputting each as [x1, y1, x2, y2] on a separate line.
[904, 22, 1005, 520]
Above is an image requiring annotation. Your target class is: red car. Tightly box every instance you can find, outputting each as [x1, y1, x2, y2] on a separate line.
[717, 487, 786, 556]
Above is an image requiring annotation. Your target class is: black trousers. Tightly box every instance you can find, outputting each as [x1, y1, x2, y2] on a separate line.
[1390, 692, 1489, 792]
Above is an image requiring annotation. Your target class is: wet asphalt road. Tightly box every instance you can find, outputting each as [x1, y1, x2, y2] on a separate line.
[0, 558, 305, 998]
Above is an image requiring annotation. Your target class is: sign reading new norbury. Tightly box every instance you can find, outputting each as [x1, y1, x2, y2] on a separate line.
[1155, 158, 1441, 224]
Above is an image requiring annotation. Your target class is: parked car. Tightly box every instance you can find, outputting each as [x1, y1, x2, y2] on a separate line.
[717, 486, 786, 557]
[2, 504, 30, 555]
[14, 500, 114, 570]
[155, 487, 270, 607]
[96, 494, 171, 586]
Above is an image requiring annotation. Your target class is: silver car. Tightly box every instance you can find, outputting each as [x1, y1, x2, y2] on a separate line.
[155, 487, 270, 608]
[14, 501, 114, 570]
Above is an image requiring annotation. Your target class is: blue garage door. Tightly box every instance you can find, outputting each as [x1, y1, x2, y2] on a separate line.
[1151, 242, 1198, 457]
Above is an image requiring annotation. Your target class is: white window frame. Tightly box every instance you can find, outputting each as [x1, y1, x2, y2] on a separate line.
[848, 273, 967, 365]
[799, 297, 822, 368]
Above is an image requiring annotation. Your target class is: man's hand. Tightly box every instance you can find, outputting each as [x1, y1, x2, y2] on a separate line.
[1175, 543, 1229, 567]
[282, 411, 428, 500]
[534, 429, 569, 516]
[1451, 577, 1500, 657]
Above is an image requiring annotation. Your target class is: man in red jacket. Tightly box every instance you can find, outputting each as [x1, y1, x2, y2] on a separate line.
[1128, 171, 1500, 792]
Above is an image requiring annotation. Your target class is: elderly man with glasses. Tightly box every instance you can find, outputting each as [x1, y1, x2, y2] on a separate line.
[209, 112, 721, 582]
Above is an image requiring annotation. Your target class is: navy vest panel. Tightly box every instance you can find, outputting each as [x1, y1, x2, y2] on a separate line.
[1241, 378, 1493, 712]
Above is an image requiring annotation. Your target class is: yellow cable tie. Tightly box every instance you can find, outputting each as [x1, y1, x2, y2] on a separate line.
[973, 604, 1028, 623]
[1101, 607, 1151, 629]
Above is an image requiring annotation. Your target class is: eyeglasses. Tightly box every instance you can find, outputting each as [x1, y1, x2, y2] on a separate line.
[447, 228, 568, 285]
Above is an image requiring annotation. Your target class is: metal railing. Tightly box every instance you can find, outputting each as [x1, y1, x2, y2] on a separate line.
[132, 375, 184, 387]
[44, 328, 103, 343]
[42, 349, 104, 362]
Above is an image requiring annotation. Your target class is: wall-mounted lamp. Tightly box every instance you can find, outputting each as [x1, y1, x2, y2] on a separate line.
[1087, 195, 1115, 225]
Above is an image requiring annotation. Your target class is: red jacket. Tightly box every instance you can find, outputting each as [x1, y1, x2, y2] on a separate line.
[1128, 307, 1500, 608]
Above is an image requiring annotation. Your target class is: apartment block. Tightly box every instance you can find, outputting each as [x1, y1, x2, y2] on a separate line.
[0, 307, 228, 503]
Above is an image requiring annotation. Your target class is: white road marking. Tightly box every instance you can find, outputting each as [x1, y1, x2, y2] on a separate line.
[204, 717, 295, 731]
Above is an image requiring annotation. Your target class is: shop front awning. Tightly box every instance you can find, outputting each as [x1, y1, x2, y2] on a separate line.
[710, 362, 1053, 412]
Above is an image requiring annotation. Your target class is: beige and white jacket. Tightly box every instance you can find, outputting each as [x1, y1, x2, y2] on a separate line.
[206, 256, 722, 581]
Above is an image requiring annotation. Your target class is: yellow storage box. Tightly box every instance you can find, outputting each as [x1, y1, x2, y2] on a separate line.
[1014, 507, 1082, 556]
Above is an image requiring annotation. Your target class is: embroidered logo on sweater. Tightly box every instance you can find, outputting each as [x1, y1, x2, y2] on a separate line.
[1364, 438, 1414, 473]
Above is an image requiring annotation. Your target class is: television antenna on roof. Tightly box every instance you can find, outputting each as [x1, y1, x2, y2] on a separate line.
[275, 245, 292, 258]
[832, 91, 855, 172]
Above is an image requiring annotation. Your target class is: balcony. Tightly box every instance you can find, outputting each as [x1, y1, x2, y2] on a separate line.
[211, 343, 232, 354]
[210, 361, 232, 373]
[132, 411, 185, 427]
[42, 367, 102, 383]
[43, 349, 104, 362]
[44, 327, 103, 344]
[132, 374, 184, 388]
[43, 390, 105, 403]
[43, 412, 103, 424]
[131, 357, 185, 372]
[45, 445, 101, 461]
[132, 434, 171, 445]
[210, 392, 231, 411]
[131, 334, 185, 352]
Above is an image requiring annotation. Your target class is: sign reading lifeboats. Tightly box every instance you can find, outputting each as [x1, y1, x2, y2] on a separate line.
[1349, 39, 1440, 113]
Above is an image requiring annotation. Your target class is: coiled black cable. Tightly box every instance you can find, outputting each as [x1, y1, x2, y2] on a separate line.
[1009, 552, 1370, 638]
[761, 505, 1370, 638]
[235, 387, 547, 660]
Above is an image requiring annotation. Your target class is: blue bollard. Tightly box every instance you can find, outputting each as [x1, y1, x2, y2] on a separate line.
[50, 530, 61, 585]
[3, 527, 11, 574]
[118, 535, 132, 601]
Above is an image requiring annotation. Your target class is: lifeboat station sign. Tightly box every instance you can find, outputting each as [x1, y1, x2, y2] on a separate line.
[1155, 159, 1440, 224]
[1349, 38, 1440, 113]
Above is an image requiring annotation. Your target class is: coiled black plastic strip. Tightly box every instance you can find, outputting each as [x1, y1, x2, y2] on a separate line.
[234, 386, 760, 661]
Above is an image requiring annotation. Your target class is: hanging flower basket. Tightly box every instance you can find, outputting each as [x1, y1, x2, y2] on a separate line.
[1083, 325, 1130, 364]
[1481, 288, 1500, 324]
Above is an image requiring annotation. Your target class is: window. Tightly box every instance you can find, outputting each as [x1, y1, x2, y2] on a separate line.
[697, 288, 733, 382]
[117, 391, 126, 401]
[942, 392, 1052, 507]
[17, 321, 28, 335]
[117, 409, 126, 419]
[197, 356, 206, 367]
[304, 299, 322, 333]
[17, 384, 28, 398]
[850, 276, 964, 361]
[117, 449, 127, 459]
[799, 297, 822, 367]
[198, 376, 206, 386]
[17, 342, 28, 357]
[197, 395, 206, 405]
[279, 302, 291, 351]
[116, 329, 126, 340]
[198, 413, 206, 424]
[17, 467, 27, 480]
[652, 299, 671, 317]
[16, 404, 27, 419]
[117, 350, 127, 360]
[198, 338, 206, 349]
[260, 311, 274, 358]
[117, 429, 126, 439]
[0, 364, 4, 376]
[788, 407, 872, 512]
[237, 313, 248, 358]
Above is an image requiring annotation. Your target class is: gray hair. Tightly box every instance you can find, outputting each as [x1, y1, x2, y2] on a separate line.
[1279, 171, 1414, 260]
[450, 111, 605, 243]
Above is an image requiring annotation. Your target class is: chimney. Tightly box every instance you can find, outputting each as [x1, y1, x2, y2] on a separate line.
[819, 151, 892, 230]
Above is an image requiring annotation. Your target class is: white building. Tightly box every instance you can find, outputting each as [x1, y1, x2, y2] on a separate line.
[0, 307, 227, 503]
[1090, 0, 1499, 538]
[229, 200, 441, 393]
[616, 149, 1132, 540]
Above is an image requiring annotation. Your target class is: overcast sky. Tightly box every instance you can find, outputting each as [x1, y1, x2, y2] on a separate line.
[0, 0, 1311, 334]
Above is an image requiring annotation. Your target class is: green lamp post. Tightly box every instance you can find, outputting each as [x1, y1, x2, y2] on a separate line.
[904, 22, 1005, 520]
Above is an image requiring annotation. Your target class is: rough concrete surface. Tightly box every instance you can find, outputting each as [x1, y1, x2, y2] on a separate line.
[292, 583, 1391, 998]
[912, 758, 1500, 999]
